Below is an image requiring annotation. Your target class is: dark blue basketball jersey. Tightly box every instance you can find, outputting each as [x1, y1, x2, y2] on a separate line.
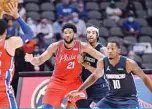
[81, 43, 109, 101]
[103, 56, 137, 98]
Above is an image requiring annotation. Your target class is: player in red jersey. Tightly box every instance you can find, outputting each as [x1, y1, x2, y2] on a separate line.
[0, 4, 34, 108]
[25, 23, 104, 108]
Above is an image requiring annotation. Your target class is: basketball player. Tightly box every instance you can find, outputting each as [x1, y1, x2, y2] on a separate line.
[67, 41, 152, 108]
[0, 4, 34, 108]
[25, 23, 104, 108]
[76, 26, 109, 108]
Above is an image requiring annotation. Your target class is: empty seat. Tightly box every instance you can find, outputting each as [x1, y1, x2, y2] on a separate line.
[27, 11, 40, 21]
[133, 1, 143, 10]
[107, 36, 124, 45]
[141, 27, 152, 36]
[124, 36, 137, 44]
[99, 27, 109, 37]
[100, 2, 110, 10]
[86, 2, 99, 10]
[24, 0, 39, 3]
[142, 54, 152, 63]
[87, 19, 101, 27]
[25, 3, 40, 12]
[87, 11, 102, 19]
[40, 3, 55, 11]
[142, 63, 152, 69]
[41, 11, 55, 21]
[136, 10, 148, 18]
[118, 18, 127, 26]
[116, 2, 127, 10]
[139, 36, 152, 43]
[136, 18, 148, 27]
[134, 55, 142, 65]
[110, 27, 123, 36]
[120, 45, 128, 55]
[103, 19, 117, 28]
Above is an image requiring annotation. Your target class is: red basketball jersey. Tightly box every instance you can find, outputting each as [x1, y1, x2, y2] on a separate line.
[0, 39, 14, 91]
[51, 40, 82, 84]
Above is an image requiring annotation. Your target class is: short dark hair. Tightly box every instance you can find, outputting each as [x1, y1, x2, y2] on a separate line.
[0, 19, 8, 35]
[62, 23, 77, 33]
[108, 41, 120, 48]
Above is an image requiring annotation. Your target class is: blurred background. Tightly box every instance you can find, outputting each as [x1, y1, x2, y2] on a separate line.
[3, 0, 152, 99]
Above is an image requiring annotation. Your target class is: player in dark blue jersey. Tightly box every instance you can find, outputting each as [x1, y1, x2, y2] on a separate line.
[68, 41, 152, 108]
[75, 26, 109, 108]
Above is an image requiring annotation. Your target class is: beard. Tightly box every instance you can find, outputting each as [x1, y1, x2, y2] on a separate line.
[64, 38, 74, 44]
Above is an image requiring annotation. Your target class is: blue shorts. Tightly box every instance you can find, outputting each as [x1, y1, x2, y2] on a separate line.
[97, 96, 140, 108]
[87, 83, 109, 103]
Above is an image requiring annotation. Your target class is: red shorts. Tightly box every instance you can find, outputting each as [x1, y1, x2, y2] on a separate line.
[0, 89, 17, 108]
[43, 81, 87, 108]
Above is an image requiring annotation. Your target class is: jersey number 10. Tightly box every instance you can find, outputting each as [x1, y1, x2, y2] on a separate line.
[112, 80, 121, 89]
[67, 62, 75, 69]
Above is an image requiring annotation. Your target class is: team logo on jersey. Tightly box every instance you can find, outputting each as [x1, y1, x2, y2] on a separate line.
[31, 79, 50, 108]
[106, 66, 110, 71]
[73, 48, 78, 51]
[117, 68, 124, 71]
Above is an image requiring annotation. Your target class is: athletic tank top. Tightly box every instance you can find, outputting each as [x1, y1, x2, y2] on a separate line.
[0, 39, 14, 91]
[103, 56, 137, 97]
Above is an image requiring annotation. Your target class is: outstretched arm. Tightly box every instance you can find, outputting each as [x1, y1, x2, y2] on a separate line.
[67, 59, 104, 100]
[25, 42, 58, 66]
[127, 59, 152, 92]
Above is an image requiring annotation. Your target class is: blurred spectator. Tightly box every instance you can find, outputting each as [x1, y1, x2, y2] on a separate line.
[22, 39, 37, 54]
[106, 1, 122, 22]
[124, 1, 137, 17]
[26, 17, 37, 37]
[53, 16, 64, 34]
[36, 33, 49, 52]
[128, 50, 143, 68]
[32, 44, 54, 71]
[56, 0, 75, 21]
[70, 12, 86, 37]
[36, 18, 53, 39]
[76, 2, 88, 21]
[7, 18, 18, 37]
[18, 0, 26, 19]
[122, 14, 141, 37]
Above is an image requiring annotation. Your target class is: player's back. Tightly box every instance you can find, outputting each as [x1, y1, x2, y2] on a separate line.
[51, 40, 82, 85]
[0, 39, 14, 92]
[103, 56, 137, 98]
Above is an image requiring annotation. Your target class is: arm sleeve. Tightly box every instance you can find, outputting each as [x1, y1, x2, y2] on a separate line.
[16, 17, 34, 43]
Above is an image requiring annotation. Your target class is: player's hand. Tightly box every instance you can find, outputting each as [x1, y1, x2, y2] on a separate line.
[25, 53, 34, 62]
[66, 90, 80, 101]
[4, 2, 19, 19]
[77, 54, 84, 64]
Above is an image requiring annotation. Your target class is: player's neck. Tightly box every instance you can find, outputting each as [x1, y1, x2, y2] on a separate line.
[64, 40, 75, 49]
[90, 42, 98, 48]
[109, 56, 120, 66]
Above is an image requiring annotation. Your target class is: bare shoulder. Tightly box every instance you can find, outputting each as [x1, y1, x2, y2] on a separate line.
[80, 41, 92, 51]
[126, 58, 136, 66]
[6, 36, 22, 43]
[47, 41, 59, 52]
[126, 57, 137, 72]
